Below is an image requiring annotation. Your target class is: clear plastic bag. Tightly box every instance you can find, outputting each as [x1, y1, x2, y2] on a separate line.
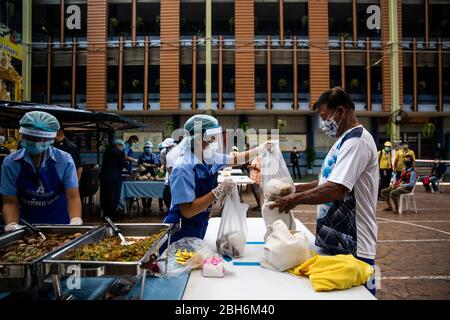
[261, 141, 296, 237]
[216, 185, 249, 258]
[158, 237, 214, 278]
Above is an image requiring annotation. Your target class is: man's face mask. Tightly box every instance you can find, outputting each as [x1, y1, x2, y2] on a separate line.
[403, 145, 409, 150]
[385, 147, 391, 153]
[320, 107, 344, 138]
[21, 138, 53, 155]
[144, 147, 151, 155]
[404, 160, 413, 168]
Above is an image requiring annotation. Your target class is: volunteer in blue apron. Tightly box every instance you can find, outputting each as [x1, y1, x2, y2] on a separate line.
[138, 141, 163, 213]
[163, 115, 269, 244]
[1, 111, 82, 231]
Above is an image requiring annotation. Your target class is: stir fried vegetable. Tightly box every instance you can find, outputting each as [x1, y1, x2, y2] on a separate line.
[0, 233, 82, 263]
[63, 230, 165, 262]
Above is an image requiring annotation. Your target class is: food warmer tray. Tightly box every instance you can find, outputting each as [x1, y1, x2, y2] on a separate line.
[0, 225, 100, 292]
[43, 223, 179, 300]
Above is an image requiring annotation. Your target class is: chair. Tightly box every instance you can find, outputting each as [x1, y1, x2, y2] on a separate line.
[434, 177, 445, 193]
[398, 184, 418, 215]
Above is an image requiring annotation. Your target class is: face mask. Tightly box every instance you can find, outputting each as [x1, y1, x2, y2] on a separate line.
[385, 147, 391, 153]
[320, 109, 343, 138]
[203, 141, 219, 161]
[404, 161, 412, 168]
[144, 148, 151, 155]
[21, 139, 53, 155]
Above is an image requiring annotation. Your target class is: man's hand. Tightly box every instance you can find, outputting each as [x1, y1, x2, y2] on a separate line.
[268, 193, 298, 213]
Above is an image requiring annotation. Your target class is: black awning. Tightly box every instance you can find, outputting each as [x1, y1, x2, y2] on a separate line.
[0, 101, 148, 132]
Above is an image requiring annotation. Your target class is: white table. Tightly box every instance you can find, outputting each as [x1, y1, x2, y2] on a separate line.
[217, 175, 254, 185]
[219, 168, 244, 175]
[182, 218, 375, 300]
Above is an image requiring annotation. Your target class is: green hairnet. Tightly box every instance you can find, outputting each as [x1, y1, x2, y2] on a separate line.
[114, 139, 125, 146]
[184, 114, 219, 134]
[19, 111, 60, 132]
[144, 141, 153, 148]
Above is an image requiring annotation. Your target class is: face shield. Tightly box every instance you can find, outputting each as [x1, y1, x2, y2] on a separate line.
[201, 126, 224, 164]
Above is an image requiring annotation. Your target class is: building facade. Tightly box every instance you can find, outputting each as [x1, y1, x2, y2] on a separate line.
[3, 0, 450, 159]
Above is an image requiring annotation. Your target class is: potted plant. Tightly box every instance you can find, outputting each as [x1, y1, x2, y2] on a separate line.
[155, 15, 160, 28]
[278, 78, 288, 92]
[228, 17, 235, 34]
[302, 79, 309, 91]
[109, 17, 119, 36]
[418, 80, 426, 94]
[131, 79, 140, 89]
[108, 80, 116, 91]
[349, 78, 359, 90]
[136, 16, 144, 31]
[305, 147, 315, 175]
[255, 77, 262, 90]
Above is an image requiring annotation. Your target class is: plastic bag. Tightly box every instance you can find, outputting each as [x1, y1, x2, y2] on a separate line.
[216, 185, 249, 258]
[261, 141, 296, 237]
[260, 220, 311, 272]
[158, 237, 214, 278]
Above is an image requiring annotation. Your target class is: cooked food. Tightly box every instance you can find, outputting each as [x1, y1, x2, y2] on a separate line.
[63, 230, 165, 262]
[0, 233, 82, 263]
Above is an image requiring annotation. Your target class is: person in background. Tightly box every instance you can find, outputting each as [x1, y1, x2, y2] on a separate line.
[159, 138, 176, 210]
[381, 155, 417, 213]
[394, 142, 415, 180]
[422, 157, 447, 193]
[290, 146, 301, 180]
[54, 127, 83, 180]
[124, 135, 139, 172]
[1, 111, 82, 229]
[269, 87, 378, 295]
[99, 139, 128, 219]
[0, 135, 11, 213]
[138, 141, 163, 213]
[249, 155, 263, 210]
[378, 141, 393, 200]
[3, 136, 18, 152]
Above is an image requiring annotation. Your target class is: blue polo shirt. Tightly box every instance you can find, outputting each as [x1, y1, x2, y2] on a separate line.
[0, 146, 79, 197]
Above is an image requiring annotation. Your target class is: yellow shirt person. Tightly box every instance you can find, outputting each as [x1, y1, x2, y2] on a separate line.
[394, 144, 416, 172]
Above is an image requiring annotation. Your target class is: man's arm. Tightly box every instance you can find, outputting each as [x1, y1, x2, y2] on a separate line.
[1, 195, 20, 225]
[76, 167, 83, 180]
[295, 180, 319, 192]
[66, 188, 82, 220]
[271, 181, 348, 212]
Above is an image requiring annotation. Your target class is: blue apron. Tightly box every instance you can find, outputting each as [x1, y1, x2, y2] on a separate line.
[163, 163, 218, 244]
[140, 154, 157, 176]
[16, 158, 70, 224]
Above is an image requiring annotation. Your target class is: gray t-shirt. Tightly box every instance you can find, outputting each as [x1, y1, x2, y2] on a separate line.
[316, 125, 379, 260]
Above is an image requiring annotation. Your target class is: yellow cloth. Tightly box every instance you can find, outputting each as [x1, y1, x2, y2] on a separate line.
[394, 149, 416, 171]
[287, 254, 374, 292]
[378, 150, 392, 170]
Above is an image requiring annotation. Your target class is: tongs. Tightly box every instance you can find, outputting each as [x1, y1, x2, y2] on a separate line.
[104, 216, 131, 246]
[20, 218, 47, 240]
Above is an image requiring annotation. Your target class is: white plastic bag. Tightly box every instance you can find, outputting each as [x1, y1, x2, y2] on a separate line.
[260, 220, 311, 272]
[261, 141, 296, 237]
[216, 185, 249, 258]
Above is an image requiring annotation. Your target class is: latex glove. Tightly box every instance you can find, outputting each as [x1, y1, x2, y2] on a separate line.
[70, 217, 83, 225]
[212, 179, 236, 200]
[4, 222, 23, 232]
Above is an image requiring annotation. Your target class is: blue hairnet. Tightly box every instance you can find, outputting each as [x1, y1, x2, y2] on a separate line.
[19, 111, 60, 132]
[184, 115, 219, 134]
[114, 139, 125, 146]
[144, 141, 153, 148]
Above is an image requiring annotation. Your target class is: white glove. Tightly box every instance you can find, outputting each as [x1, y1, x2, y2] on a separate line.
[70, 217, 83, 225]
[212, 179, 236, 200]
[4, 222, 23, 232]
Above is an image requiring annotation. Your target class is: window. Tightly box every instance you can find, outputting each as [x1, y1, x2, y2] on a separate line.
[31, 67, 47, 103]
[212, 1, 234, 36]
[181, 2, 205, 36]
[329, 1, 353, 38]
[255, 2, 279, 36]
[0, 0, 22, 42]
[356, 1, 380, 39]
[346, 66, 366, 97]
[255, 64, 267, 95]
[136, 2, 160, 37]
[402, 2, 424, 38]
[285, 2, 308, 37]
[52, 66, 72, 104]
[107, 66, 118, 103]
[429, 2, 450, 39]
[418, 65, 438, 101]
[32, 2, 60, 42]
[123, 66, 144, 103]
[108, 2, 132, 38]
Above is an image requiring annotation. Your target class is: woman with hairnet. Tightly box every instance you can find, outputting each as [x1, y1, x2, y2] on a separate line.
[163, 114, 269, 245]
[0, 111, 82, 230]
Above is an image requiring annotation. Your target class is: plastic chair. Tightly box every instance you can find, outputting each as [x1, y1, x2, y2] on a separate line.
[434, 177, 445, 193]
[398, 184, 418, 215]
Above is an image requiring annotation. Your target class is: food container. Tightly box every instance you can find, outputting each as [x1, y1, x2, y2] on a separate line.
[0, 225, 100, 292]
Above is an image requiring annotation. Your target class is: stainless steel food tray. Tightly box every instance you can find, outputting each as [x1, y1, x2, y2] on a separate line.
[0, 225, 100, 292]
[43, 223, 177, 278]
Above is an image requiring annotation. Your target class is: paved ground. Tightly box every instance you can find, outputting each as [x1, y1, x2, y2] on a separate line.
[85, 182, 450, 300]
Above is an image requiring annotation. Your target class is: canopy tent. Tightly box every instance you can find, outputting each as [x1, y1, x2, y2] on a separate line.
[0, 101, 146, 132]
[0, 101, 148, 163]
